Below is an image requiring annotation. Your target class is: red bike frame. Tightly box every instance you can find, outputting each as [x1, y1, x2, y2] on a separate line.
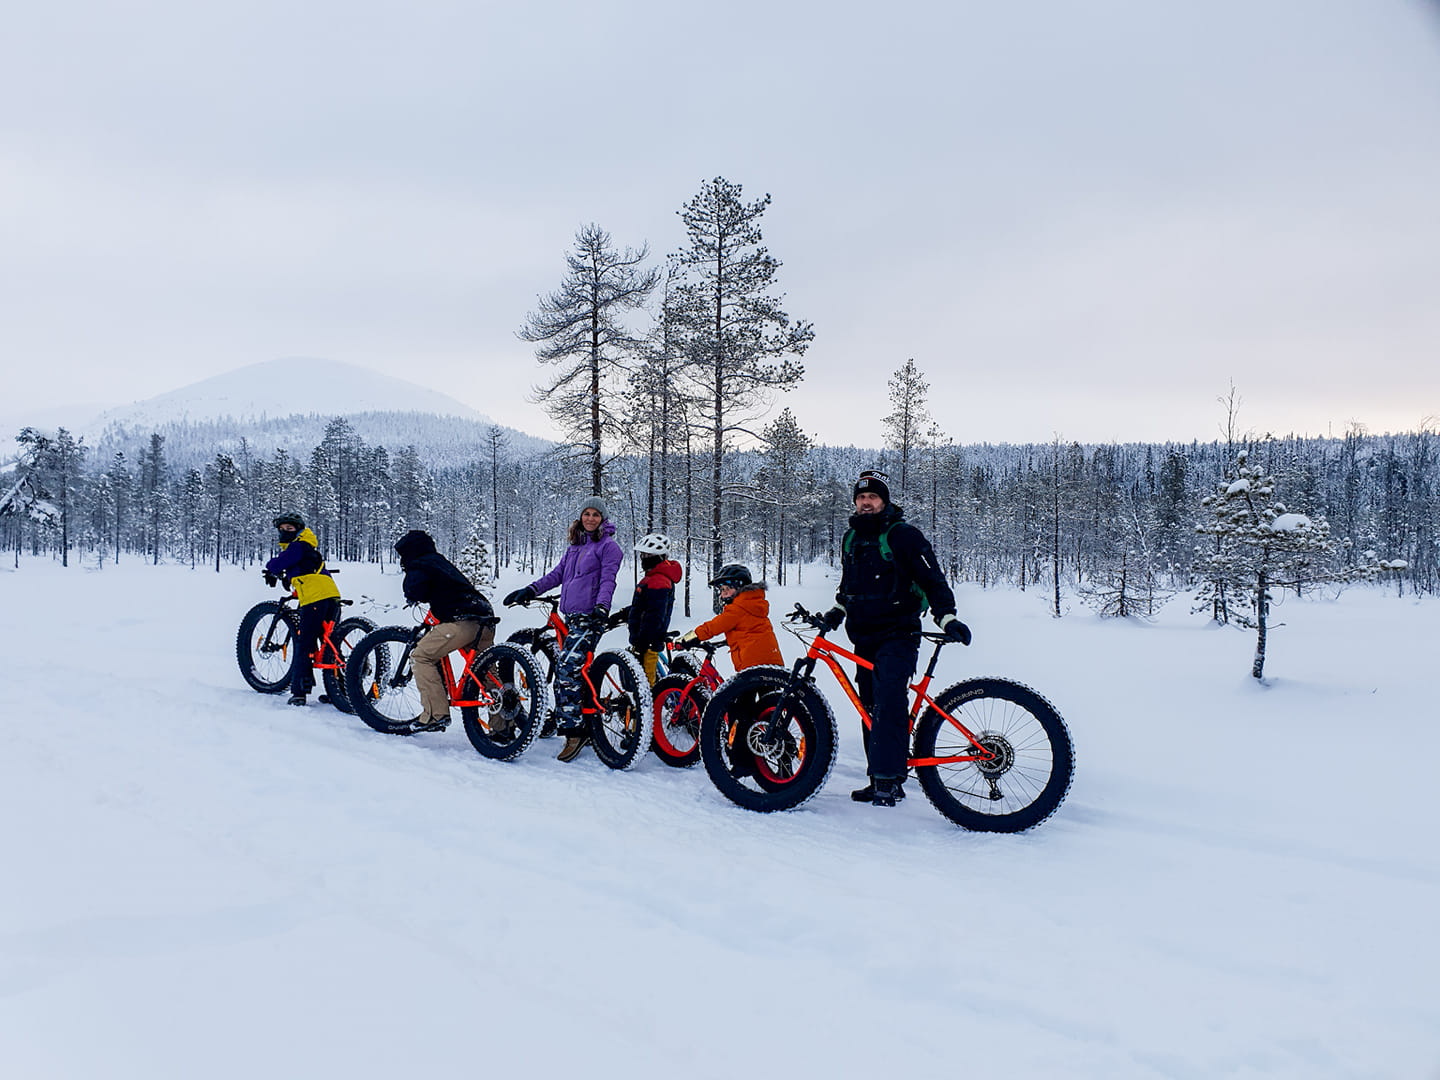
[794, 630, 994, 768]
[418, 610, 495, 709]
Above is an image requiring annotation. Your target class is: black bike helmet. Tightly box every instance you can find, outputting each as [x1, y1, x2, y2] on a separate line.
[273, 512, 305, 530]
[707, 563, 752, 589]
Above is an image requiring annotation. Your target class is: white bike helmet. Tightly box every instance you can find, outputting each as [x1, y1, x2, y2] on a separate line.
[633, 533, 671, 556]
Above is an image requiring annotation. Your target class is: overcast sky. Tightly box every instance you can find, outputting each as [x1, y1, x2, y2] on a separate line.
[3, 0, 1439, 449]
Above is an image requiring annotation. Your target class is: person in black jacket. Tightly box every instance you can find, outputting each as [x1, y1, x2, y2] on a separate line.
[822, 470, 971, 808]
[618, 533, 683, 685]
[394, 529, 498, 733]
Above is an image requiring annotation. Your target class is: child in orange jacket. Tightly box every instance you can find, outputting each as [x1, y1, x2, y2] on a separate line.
[678, 563, 783, 669]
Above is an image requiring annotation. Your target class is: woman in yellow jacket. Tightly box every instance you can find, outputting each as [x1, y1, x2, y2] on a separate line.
[264, 512, 341, 705]
[677, 564, 783, 669]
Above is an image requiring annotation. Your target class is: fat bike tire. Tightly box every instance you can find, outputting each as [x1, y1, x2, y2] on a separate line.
[321, 616, 377, 714]
[461, 642, 552, 762]
[345, 625, 421, 736]
[506, 628, 559, 685]
[650, 674, 707, 768]
[666, 651, 701, 680]
[911, 677, 1074, 833]
[699, 666, 836, 813]
[587, 649, 652, 771]
[236, 601, 300, 694]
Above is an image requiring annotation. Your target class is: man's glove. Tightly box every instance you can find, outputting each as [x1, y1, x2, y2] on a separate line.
[820, 606, 845, 632]
[614, 605, 631, 623]
[591, 603, 609, 621]
[939, 613, 972, 646]
[677, 630, 700, 648]
[263, 570, 278, 587]
[503, 586, 536, 607]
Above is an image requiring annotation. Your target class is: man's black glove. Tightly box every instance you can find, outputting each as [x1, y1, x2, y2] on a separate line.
[820, 606, 845, 632]
[939, 614, 972, 646]
[677, 630, 701, 648]
[263, 570, 278, 587]
[614, 605, 631, 623]
[503, 586, 536, 607]
[591, 603, 609, 622]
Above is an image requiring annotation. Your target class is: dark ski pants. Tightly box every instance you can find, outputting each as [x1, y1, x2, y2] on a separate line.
[554, 619, 603, 732]
[853, 633, 920, 781]
[292, 598, 341, 696]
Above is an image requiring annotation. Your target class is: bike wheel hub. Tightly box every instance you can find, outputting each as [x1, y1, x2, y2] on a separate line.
[974, 733, 1014, 778]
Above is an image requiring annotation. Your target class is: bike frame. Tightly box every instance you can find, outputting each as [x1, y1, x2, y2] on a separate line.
[784, 625, 994, 768]
[383, 610, 504, 710]
[268, 592, 348, 673]
[666, 644, 725, 713]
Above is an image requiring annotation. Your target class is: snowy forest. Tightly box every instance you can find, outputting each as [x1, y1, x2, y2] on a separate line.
[3, 177, 1433, 628]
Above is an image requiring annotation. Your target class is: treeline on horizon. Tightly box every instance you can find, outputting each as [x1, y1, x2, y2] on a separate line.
[2, 411, 1435, 618]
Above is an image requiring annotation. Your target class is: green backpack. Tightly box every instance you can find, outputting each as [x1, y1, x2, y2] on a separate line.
[841, 523, 930, 613]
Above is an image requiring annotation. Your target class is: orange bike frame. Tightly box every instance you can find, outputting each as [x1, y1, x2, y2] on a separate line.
[800, 633, 991, 767]
[415, 610, 500, 710]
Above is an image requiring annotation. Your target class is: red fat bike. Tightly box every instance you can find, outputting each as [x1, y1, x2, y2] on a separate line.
[236, 593, 376, 714]
[505, 594, 653, 770]
[343, 610, 551, 760]
[698, 604, 1075, 832]
[650, 635, 727, 769]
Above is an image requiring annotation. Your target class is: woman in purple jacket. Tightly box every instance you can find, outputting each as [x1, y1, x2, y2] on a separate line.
[503, 496, 623, 762]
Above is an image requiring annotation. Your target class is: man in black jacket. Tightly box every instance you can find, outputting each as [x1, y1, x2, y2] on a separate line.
[394, 530, 498, 733]
[824, 470, 971, 807]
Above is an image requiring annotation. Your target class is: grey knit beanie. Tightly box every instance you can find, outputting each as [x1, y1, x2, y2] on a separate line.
[579, 496, 608, 519]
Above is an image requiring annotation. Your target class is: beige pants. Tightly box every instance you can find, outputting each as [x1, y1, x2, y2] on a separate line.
[411, 620, 495, 719]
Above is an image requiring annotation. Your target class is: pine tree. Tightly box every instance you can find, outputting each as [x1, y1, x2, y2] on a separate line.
[520, 223, 660, 494]
[882, 359, 931, 501]
[457, 508, 496, 596]
[671, 176, 814, 577]
[1196, 449, 1340, 679]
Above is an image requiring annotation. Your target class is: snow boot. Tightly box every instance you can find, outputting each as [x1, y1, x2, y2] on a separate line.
[407, 713, 451, 734]
[556, 730, 589, 762]
[287, 694, 308, 707]
[539, 718, 558, 739]
[869, 777, 905, 808]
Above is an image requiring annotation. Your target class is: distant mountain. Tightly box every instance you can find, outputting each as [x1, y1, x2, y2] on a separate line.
[67, 358, 553, 471]
[85, 357, 488, 434]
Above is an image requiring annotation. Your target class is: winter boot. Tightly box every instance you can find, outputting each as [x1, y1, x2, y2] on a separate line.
[556, 729, 590, 762]
[287, 694, 308, 707]
[539, 718, 558, 739]
[407, 713, 451, 734]
[869, 777, 905, 808]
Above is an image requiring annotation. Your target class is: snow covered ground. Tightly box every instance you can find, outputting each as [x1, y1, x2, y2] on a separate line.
[2, 557, 1437, 1079]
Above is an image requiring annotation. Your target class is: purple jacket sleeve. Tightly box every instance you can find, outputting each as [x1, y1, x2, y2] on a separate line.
[595, 538, 623, 610]
[265, 542, 309, 576]
[530, 550, 569, 596]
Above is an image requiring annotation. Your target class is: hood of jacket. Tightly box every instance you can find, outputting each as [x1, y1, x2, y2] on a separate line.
[394, 529, 438, 564]
[640, 558, 683, 590]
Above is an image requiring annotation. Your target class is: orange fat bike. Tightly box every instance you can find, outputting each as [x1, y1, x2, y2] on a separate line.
[650, 634, 727, 769]
[236, 593, 376, 714]
[698, 604, 1075, 832]
[342, 611, 551, 761]
[505, 594, 653, 770]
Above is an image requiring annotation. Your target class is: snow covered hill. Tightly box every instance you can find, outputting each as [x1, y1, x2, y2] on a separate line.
[55, 357, 555, 469]
[1, 560, 1437, 1079]
[85, 357, 489, 433]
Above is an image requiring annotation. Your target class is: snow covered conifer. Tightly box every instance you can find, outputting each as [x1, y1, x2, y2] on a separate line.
[1196, 450, 1339, 679]
[458, 509, 496, 597]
